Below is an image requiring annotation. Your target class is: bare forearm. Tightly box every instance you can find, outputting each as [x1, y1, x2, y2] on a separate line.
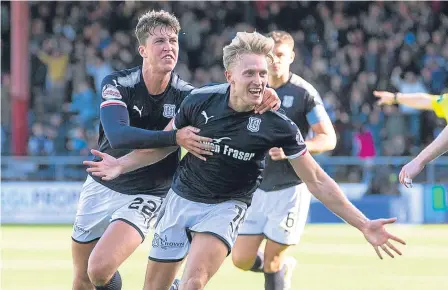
[305, 133, 336, 154]
[289, 153, 368, 231]
[118, 146, 178, 173]
[415, 125, 448, 165]
[307, 172, 369, 231]
[396, 93, 433, 110]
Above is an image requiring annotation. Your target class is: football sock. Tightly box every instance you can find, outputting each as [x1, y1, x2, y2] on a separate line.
[264, 266, 286, 290]
[95, 271, 122, 290]
[250, 250, 264, 273]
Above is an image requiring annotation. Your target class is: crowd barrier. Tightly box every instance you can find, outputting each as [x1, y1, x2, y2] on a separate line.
[2, 182, 447, 224]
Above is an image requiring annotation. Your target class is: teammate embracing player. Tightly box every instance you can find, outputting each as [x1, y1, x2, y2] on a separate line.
[85, 31, 405, 290]
[231, 31, 337, 290]
[71, 10, 280, 290]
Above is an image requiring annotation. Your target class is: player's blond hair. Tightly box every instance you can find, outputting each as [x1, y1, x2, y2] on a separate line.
[222, 32, 274, 70]
[267, 30, 295, 49]
[135, 10, 181, 45]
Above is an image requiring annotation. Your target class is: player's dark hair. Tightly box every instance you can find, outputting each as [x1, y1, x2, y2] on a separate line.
[135, 10, 181, 45]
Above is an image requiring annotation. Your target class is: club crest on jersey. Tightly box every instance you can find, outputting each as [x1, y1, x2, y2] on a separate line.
[247, 117, 261, 132]
[282, 95, 294, 108]
[163, 104, 176, 118]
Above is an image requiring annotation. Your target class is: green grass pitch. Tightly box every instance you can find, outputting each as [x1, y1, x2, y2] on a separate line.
[1, 224, 447, 290]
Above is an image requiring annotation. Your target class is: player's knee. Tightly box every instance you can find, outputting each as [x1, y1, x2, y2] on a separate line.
[263, 254, 283, 273]
[183, 277, 207, 290]
[231, 251, 254, 271]
[87, 259, 114, 286]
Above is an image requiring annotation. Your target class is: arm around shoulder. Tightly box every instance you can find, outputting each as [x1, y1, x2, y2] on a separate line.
[288, 152, 406, 259]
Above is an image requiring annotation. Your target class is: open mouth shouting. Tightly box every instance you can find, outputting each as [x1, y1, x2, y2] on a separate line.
[162, 54, 175, 61]
[248, 87, 263, 97]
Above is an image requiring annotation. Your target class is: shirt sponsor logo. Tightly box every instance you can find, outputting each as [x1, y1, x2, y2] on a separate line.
[202, 137, 255, 161]
[73, 219, 90, 234]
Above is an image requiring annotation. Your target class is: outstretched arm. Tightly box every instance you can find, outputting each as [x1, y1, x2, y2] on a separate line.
[84, 146, 178, 181]
[115, 119, 212, 170]
[119, 147, 178, 173]
[84, 120, 213, 180]
[116, 119, 181, 172]
[99, 75, 212, 155]
[288, 152, 406, 259]
[101, 104, 212, 158]
[410, 125, 448, 165]
[399, 125, 448, 186]
[101, 104, 178, 149]
[374, 91, 433, 110]
[289, 152, 368, 230]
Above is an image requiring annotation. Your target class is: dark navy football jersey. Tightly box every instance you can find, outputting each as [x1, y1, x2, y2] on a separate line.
[92, 66, 194, 196]
[259, 73, 330, 192]
[171, 83, 307, 205]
